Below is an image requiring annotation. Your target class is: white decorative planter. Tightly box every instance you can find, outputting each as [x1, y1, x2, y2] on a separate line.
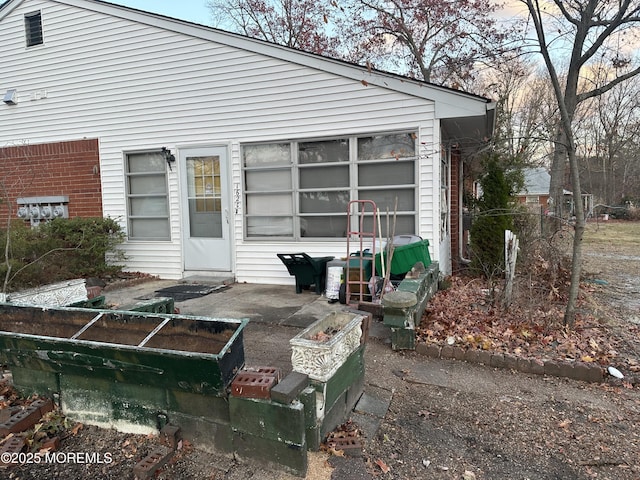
[290, 311, 365, 382]
[0, 279, 87, 306]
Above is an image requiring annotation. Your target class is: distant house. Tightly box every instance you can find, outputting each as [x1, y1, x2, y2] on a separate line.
[516, 167, 552, 211]
[516, 167, 594, 219]
[0, 0, 495, 284]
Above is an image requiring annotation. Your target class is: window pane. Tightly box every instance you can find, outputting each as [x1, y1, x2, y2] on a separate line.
[246, 170, 291, 191]
[129, 218, 170, 239]
[300, 165, 349, 188]
[126, 152, 169, 240]
[299, 191, 349, 214]
[360, 214, 415, 237]
[359, 162, 414, 186]
[129, 197, 168, 216]
[358, 133, 416, 161]
[299, 139, 349, 164]
[243, 143, 291, 167]
[247, 217, 293, 237]
[300, 216, 347, 237]
[128, 175, 167, 195]
[128, 153, 165, 172]
[362, 188, 414, 211]
[246, 193, 292, 215]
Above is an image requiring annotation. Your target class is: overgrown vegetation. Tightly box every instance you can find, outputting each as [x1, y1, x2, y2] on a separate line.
[469, 155, 521, 279]
[0, 217, 126, 292]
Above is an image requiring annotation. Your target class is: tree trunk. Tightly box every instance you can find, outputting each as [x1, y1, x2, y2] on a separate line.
[563, 142, 585, 327]
[549, 127, 568, 227]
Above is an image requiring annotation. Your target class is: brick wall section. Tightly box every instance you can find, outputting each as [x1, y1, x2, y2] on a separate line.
[0, 139, 102, 223]
[450, 149, 461, 272]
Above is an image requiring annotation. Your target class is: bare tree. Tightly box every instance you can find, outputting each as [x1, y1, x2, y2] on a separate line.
[337, 0, 521, 86]
[578, 69, 640, 205]
[207, 0, 340, 56]
[207, 0, 522, 87]
[522, 0, 640, 326]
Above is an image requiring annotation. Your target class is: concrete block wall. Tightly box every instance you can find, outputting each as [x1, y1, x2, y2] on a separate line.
[383, 262, 440, 350]
[9, 335, 367, 478]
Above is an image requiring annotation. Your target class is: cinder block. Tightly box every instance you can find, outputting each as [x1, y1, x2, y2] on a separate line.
[271, 372, 309, 405]
[233, 430, 307, 477]
[299, 387, 320, 451]
[390, 328, 415, 350]
[167, 411, 233, 453]
[229, 396, 306, 445]
[231, 372, 277, 400]
[10, 367, 59, 397]
[133, 446, 174, 480]
[166, 390, 230, 423]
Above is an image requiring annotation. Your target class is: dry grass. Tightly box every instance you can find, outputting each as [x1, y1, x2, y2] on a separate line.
[583, 220, 640, 248]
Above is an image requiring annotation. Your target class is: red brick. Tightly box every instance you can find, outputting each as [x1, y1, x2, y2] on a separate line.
[0, 405, 43, 435]
[133, 446, 173, 480]
[0, 436, 25, 466]
[159, 424, 182, 450]
[242, 366, 281, 382]
[31, 398, 54, 417]
[41, 436, 60, 452]
[231, 372, 277, 399]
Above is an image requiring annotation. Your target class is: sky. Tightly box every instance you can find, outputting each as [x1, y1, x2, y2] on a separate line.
[102, 0, 526, 26]
[105, 0, 213, 25]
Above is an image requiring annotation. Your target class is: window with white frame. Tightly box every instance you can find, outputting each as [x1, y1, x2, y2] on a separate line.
[125, 152, 170, 240]
[242, 132, 417, 239]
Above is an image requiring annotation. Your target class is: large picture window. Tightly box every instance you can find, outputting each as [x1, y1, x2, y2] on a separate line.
[242, 132, 417, 239]
[126, 152, 170, 240]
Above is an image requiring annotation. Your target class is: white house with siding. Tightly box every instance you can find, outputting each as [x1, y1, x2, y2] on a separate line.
[0, 0, 495, 285]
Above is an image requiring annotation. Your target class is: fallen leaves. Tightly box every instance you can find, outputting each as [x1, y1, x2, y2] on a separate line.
[375, 458, 391, 473]
[417, 275, 639, 374]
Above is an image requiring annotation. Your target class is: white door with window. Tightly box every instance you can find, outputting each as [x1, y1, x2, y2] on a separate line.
[180, 147, 231, 271]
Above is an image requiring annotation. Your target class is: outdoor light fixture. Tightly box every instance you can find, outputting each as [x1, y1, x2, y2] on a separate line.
[3, 89, 18, 105]
[161, 147, 175, 170]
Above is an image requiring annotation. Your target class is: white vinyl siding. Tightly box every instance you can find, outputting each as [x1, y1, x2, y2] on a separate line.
[0, 0, 491, 282]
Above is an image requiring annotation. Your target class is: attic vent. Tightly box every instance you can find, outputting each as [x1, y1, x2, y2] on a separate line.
[25, 11, 43, 47]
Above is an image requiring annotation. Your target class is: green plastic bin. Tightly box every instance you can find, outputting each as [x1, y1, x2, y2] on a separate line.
[375, 239, 431, 275]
